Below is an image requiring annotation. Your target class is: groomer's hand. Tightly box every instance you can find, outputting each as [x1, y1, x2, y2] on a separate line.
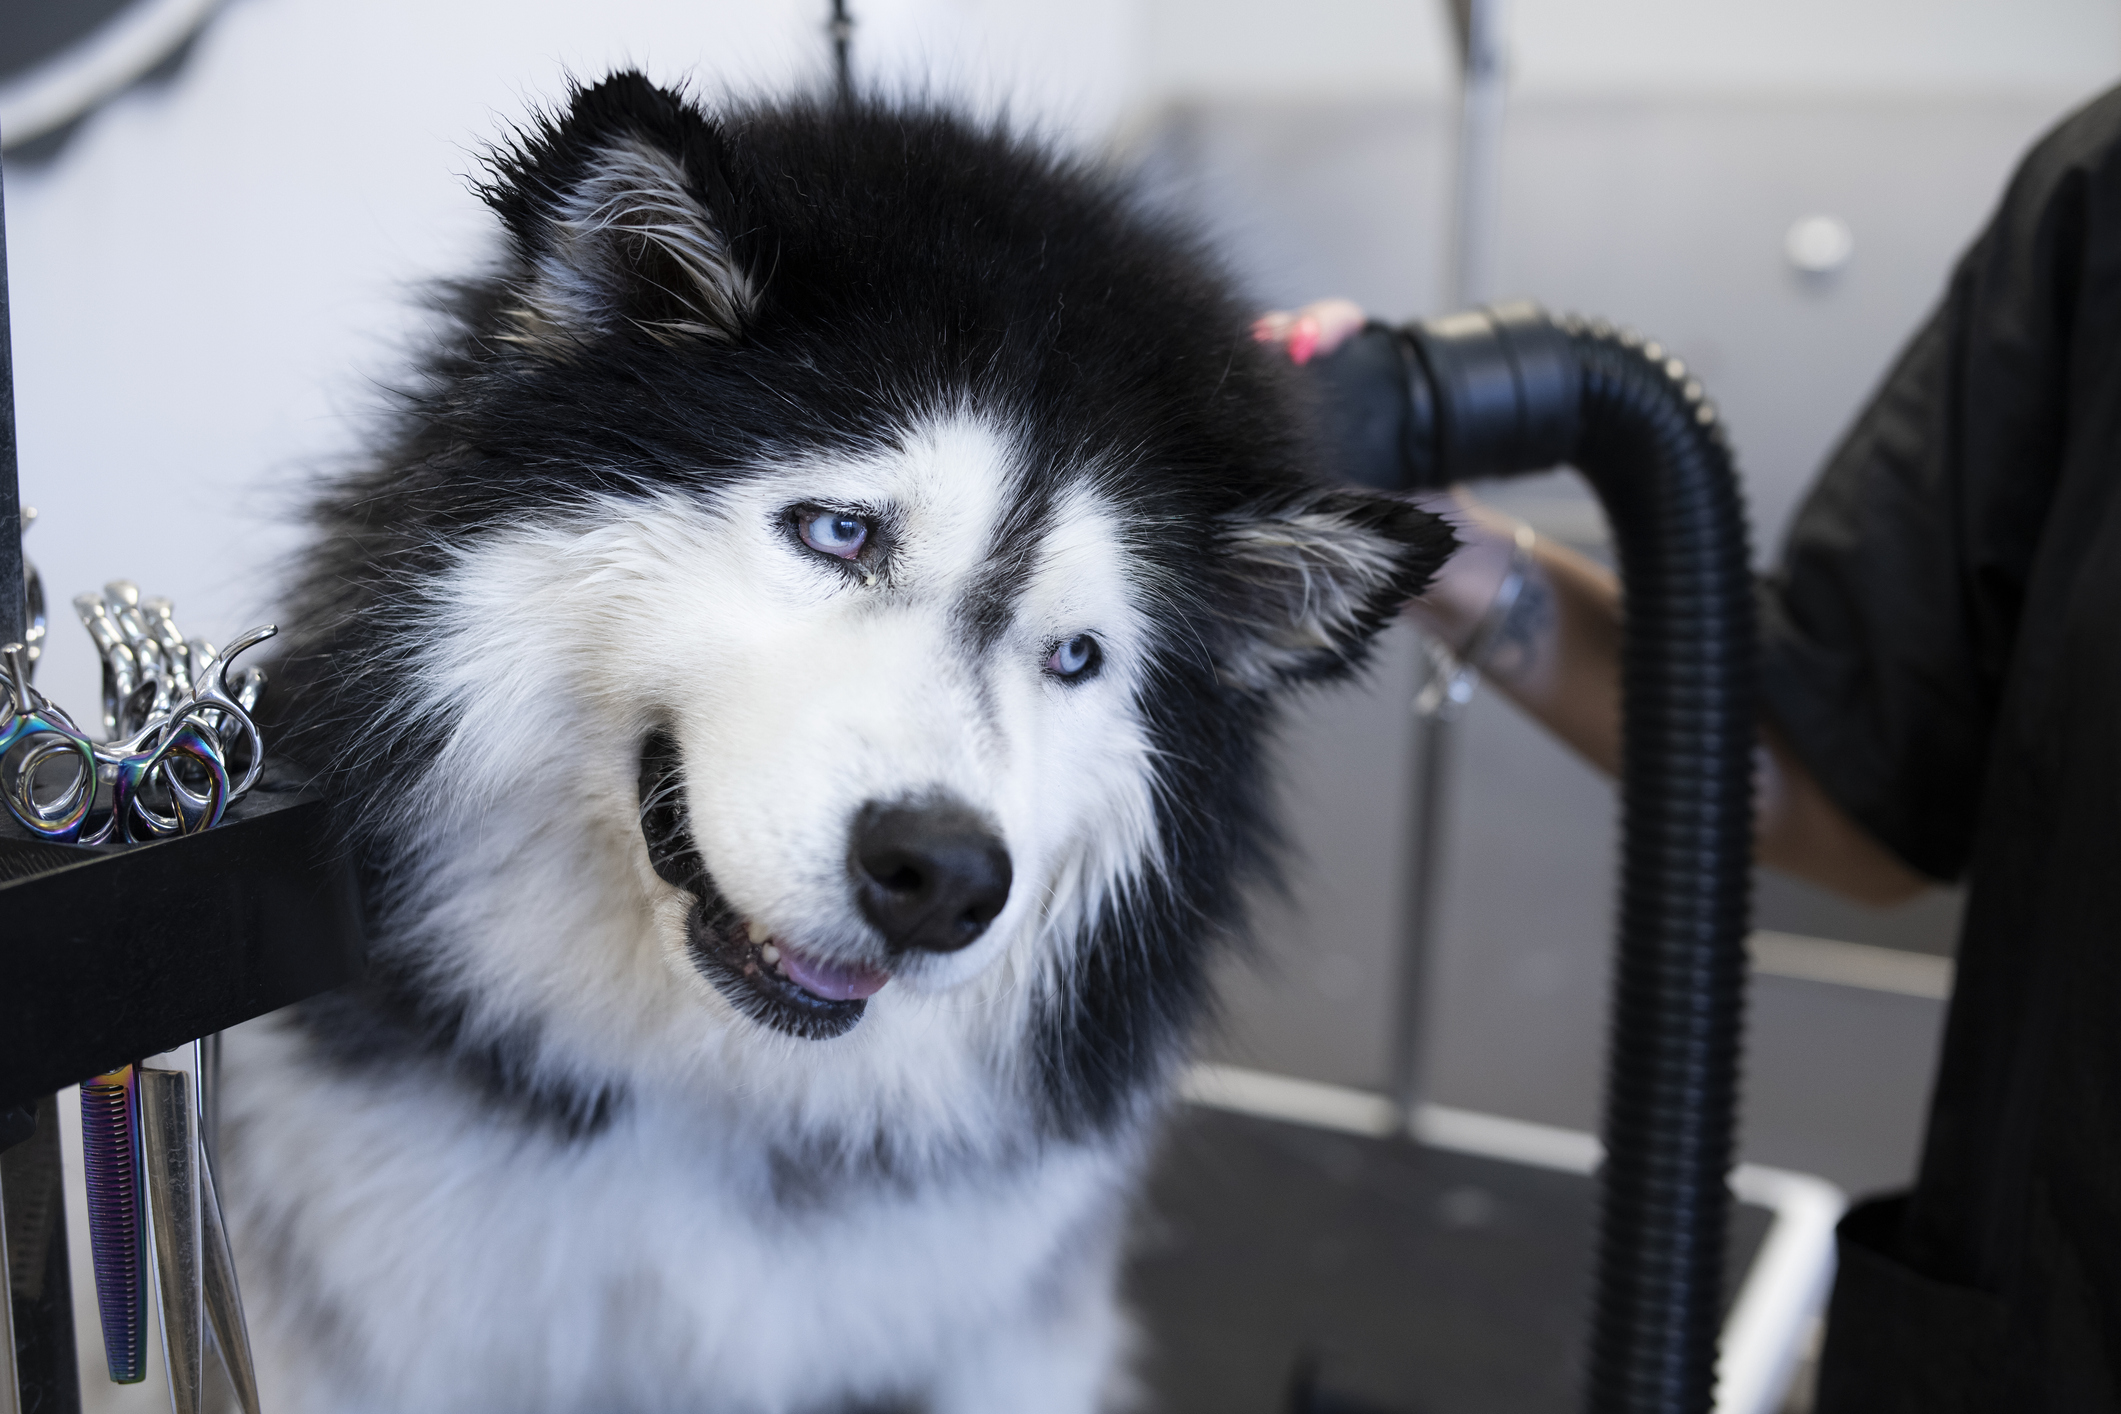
[1256, 297, 1932, 907]
[1251, 299, 1367, 364]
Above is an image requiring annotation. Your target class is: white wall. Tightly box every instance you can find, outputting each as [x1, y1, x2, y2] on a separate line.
[1138, 0, 1456, 101]
[1136, 0, 2121, 102]
[11, 1, 2118, 716]
[1507, 0, 2121, 97]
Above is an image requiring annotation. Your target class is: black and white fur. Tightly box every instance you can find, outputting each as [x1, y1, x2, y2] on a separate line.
[225, 73, 1451, 1414]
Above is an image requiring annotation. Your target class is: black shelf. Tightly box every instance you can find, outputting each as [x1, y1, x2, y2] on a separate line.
[0, 765, 363, 1109]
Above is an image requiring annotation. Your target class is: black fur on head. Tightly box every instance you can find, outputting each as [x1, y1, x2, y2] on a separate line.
[482, 75, 756, 347]
[273, 71, 1453, 1141]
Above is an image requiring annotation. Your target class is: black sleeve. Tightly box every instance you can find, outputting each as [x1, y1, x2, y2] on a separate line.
[1759, 86, 2121, 882]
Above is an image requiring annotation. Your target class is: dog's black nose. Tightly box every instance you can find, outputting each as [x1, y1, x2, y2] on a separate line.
[850, 799, 1013, 955]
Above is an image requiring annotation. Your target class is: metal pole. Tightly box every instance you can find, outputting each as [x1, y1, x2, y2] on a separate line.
[1393, 0, 1509, 1128]
[1447, 0, 1508, 311]
[0, 135, 81, 1414]
[1390, 678, 1461, 1124]
[0, 131, 26, 649]
[0, 114, 28, 1414]
[829, 2, 855, 106]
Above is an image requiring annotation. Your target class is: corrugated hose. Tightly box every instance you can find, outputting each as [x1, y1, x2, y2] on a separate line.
[1307, 303, 1758, 1414]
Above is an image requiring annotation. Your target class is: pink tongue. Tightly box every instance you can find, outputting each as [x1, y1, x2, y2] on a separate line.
[778, 947, 891, 1002]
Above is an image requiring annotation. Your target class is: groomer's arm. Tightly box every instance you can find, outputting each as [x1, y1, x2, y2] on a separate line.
[1414, 501, 1927, 905]
[1261, 302, 1931, 907]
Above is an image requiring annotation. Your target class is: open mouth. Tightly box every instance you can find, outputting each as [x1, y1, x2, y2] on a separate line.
[640, 729, 889, 1041]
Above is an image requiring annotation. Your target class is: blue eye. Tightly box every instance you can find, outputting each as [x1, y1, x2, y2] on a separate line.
[798, 509, 869, 560]
[1046, 634, 1102, 682]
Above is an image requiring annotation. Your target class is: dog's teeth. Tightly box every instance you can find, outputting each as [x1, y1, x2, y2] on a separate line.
[746, 920, 769, 945]
[761, 944, 781, 967]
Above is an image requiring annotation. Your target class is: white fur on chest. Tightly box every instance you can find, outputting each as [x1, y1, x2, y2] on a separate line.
[224, 1020, 1138, 1414]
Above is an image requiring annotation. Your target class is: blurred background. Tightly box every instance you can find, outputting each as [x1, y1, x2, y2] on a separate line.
[4, 0, 2115, 1255]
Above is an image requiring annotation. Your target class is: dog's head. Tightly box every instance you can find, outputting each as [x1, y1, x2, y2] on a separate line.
[283, 74, 1451, 1138]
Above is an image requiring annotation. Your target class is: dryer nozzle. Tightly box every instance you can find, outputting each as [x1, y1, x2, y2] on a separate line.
[1306, 301, 1581, 489]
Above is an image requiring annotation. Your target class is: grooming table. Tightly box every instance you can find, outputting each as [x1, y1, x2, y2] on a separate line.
[1129, 1067, 1843, 1414]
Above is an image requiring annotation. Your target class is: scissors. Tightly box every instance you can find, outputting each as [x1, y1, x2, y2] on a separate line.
[0, 584, 273, 845]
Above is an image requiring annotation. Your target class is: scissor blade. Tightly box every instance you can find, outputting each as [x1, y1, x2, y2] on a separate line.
[142, 1068, 203, 1414]
[199, 1146, 262, 1414]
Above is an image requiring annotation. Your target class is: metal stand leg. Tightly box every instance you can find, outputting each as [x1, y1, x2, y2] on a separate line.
[1, 1097, 82, 1414]
[1392, 0, 1511, 1129]
[1392, 706, 1457, 1129]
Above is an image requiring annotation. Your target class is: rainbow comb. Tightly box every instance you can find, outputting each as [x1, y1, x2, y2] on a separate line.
[79, 1063, 148, 1383]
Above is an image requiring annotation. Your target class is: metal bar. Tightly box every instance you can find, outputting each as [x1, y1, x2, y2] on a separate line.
[0, 133, 26, 649]
[1447, 0, 1508, 309]
[143, 1069, 203, 1414]
[1392, 0, 1513, 1126]
[1391, 706, 1455, 1125]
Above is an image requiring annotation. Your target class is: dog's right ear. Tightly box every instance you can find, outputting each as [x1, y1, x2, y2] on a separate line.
[484, 71, 756, 351]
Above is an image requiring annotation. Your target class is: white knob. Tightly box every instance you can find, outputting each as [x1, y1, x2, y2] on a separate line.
[1785, 215, 1854, 275]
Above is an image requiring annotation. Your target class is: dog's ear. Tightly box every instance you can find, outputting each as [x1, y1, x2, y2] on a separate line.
[1215, 490, 1456, 691]
[485, 71, 756, 350]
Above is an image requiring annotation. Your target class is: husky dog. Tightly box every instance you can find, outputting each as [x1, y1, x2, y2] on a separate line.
[225, 72, 1450, 1414]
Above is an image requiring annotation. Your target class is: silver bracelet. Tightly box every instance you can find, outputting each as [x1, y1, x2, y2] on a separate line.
[1414, 520, 1537, 721]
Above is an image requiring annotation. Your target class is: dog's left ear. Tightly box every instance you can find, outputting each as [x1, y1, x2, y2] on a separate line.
[1216, 490, 1456, 691]
[485, 71, 756, 350]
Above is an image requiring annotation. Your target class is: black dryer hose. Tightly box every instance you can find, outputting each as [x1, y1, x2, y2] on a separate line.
[1307, 304, 1757, 1414]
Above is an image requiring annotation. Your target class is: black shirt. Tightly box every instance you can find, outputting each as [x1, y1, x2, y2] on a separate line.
[1762, 86, 2121, 1410]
